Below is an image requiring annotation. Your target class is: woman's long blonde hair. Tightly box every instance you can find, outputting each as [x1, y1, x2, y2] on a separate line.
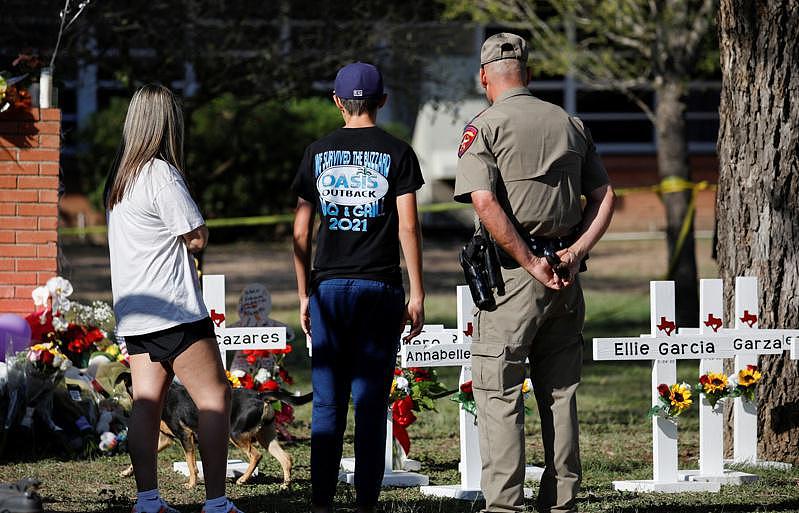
[105, 84, 185, 209]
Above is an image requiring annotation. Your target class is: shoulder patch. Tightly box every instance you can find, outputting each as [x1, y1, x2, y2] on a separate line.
[458, 125, 478, 158]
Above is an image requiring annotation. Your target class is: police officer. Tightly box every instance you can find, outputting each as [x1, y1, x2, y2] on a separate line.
[454, 33, 615, 513]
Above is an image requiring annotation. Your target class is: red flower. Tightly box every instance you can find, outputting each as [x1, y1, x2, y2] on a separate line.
[394, 368, 403, 376]
[410, 368, 431, 382]
[40, 349, 54, 366]
[699, 375, 709, 386]
[240, 374, 255, 390]
[246, 354, 258, 364]
[85, 328, 104, 344]
[747, 364, 758, 372]
[278, 368, 294, 385]
[281, 345, 293, 355]
[657, 383, 670, 398]
[260, 379, 280, 392]
[460, 381, 473, 394]
[275, 402, 294, 425]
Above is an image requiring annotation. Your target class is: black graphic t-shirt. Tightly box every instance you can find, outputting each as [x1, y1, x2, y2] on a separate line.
[291, 126, 424, 287]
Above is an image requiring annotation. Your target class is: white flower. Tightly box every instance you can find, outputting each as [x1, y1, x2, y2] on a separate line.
[396, 376, 409, 391]
[52, 315, 68, 332]
[46, 276, 73, 314]
[254, 368, 271, 383]
[231, 369, 246, 378]
[31, 286, 50, 309]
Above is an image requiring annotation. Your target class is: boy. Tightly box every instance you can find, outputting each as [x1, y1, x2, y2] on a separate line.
[291, 62, 425, 513]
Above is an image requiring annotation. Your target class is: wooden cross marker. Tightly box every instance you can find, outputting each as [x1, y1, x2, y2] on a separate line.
[201, 275, 286, 369]
[677, 279, 757, 484]
[724, 276, 796, 469]
[593, 281, 722, 493]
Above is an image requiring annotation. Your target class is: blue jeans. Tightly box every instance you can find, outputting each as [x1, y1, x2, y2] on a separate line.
[310, 278, 405, 508]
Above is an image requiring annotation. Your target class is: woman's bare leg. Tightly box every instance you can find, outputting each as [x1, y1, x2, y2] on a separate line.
[172, 338, 231, 500]
[128, 354, 173, 492]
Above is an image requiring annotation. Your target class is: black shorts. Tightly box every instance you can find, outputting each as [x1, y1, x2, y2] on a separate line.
[124, 317, 215, 362]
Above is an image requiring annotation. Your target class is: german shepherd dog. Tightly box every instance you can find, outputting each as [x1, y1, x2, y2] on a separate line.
[121, 383, 312, 488]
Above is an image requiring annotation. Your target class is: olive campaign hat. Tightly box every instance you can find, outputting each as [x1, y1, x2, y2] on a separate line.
[480, 32, 529, 66]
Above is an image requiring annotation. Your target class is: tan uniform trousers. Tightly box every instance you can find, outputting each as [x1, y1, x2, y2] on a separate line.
[471, 265, 585, 513]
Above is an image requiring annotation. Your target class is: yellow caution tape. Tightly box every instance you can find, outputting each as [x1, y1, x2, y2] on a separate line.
[57, 182, 715, 237]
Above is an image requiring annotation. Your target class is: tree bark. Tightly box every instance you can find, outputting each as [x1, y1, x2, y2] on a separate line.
[655, 79, 700, 327]
[717, 0, 799, 462]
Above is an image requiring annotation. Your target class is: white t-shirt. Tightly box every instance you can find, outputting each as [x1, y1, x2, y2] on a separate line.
[108, 158, 208, 336]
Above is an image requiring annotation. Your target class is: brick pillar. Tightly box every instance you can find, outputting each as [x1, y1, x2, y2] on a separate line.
[0, 108, 60, 314]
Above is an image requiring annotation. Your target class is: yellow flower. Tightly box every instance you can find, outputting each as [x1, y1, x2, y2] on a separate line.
[390, 379, 397, 396]
[738, 366, 762, 387]
[226, 371, 242, 388]
[669, 383, 693, 413]
[704, 372, 728, 393]
[522, 378, 532, 394]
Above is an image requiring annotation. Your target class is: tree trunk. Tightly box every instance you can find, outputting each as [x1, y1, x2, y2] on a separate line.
[717, 0, 799, 462]
[655, 80, 700, 327]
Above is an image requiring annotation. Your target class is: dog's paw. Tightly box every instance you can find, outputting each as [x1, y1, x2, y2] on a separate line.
[183, 481, 196, 490]
[119, 467, 133, 478]
[235, 476, 250, 485]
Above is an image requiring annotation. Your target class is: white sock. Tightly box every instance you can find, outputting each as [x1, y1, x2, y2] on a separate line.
[135, 489, 163, 513]
[204, 495, 236, 513]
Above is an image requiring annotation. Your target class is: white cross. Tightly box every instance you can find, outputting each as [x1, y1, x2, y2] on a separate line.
[201, 275, 286, 369]
[593, 281, 725, 493]
[725, 276, 796, 469]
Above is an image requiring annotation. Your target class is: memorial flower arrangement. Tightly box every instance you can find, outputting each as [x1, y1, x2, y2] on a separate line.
[649, 382, 693, 420]
[452, 378, 534, 419]
[390, 367, 449, 456]
[696, 371, 731, 409]
[25, 277, 118, 368]
[227, 346, 298, 439]
[730, 365, 762, 402]
[451, 379, 476, 417]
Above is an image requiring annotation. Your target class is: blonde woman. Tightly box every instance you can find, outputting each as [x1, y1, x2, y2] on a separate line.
[105, 84, 242, 513]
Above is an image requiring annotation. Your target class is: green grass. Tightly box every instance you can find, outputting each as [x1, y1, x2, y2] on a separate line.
[5, 288, 799, 512]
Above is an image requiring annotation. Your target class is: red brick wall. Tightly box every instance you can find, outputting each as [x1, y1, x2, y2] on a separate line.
[0, 108, 60, 314]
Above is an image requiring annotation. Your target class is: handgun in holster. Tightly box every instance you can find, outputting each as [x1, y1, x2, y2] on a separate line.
[459, 226, 504, 312]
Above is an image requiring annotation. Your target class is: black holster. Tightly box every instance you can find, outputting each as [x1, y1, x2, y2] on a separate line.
[459, 226, 504, 311]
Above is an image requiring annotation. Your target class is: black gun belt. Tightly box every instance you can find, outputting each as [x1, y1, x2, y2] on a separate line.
[497, 234, 588, 272]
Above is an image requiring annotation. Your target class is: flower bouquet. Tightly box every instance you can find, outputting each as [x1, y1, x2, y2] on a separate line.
[25, 277, 117, 369]
[729, 365, 762, 402]
[696, 371, 730, 409]
[649, 382, 693, 421]
[450, 380, 476, 417]
[390, 367, 449, 462]
[451, 378, 535, 420]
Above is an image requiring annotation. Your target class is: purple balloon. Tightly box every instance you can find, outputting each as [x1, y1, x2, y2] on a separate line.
[0, 314, 32, 361]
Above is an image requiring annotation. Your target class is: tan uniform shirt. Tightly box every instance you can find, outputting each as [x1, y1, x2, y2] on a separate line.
[454, 87, 609, 238]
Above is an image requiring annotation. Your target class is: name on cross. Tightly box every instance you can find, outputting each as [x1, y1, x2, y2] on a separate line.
[724, 329, 796, 354]
[215, 326, 286, 350]
[594, 335, 731, 360]
[401, 343, 472, 367]
[402, 329, 459, 346]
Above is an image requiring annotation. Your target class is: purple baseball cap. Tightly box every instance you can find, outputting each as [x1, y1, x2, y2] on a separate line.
[334, 62, 384, 100]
